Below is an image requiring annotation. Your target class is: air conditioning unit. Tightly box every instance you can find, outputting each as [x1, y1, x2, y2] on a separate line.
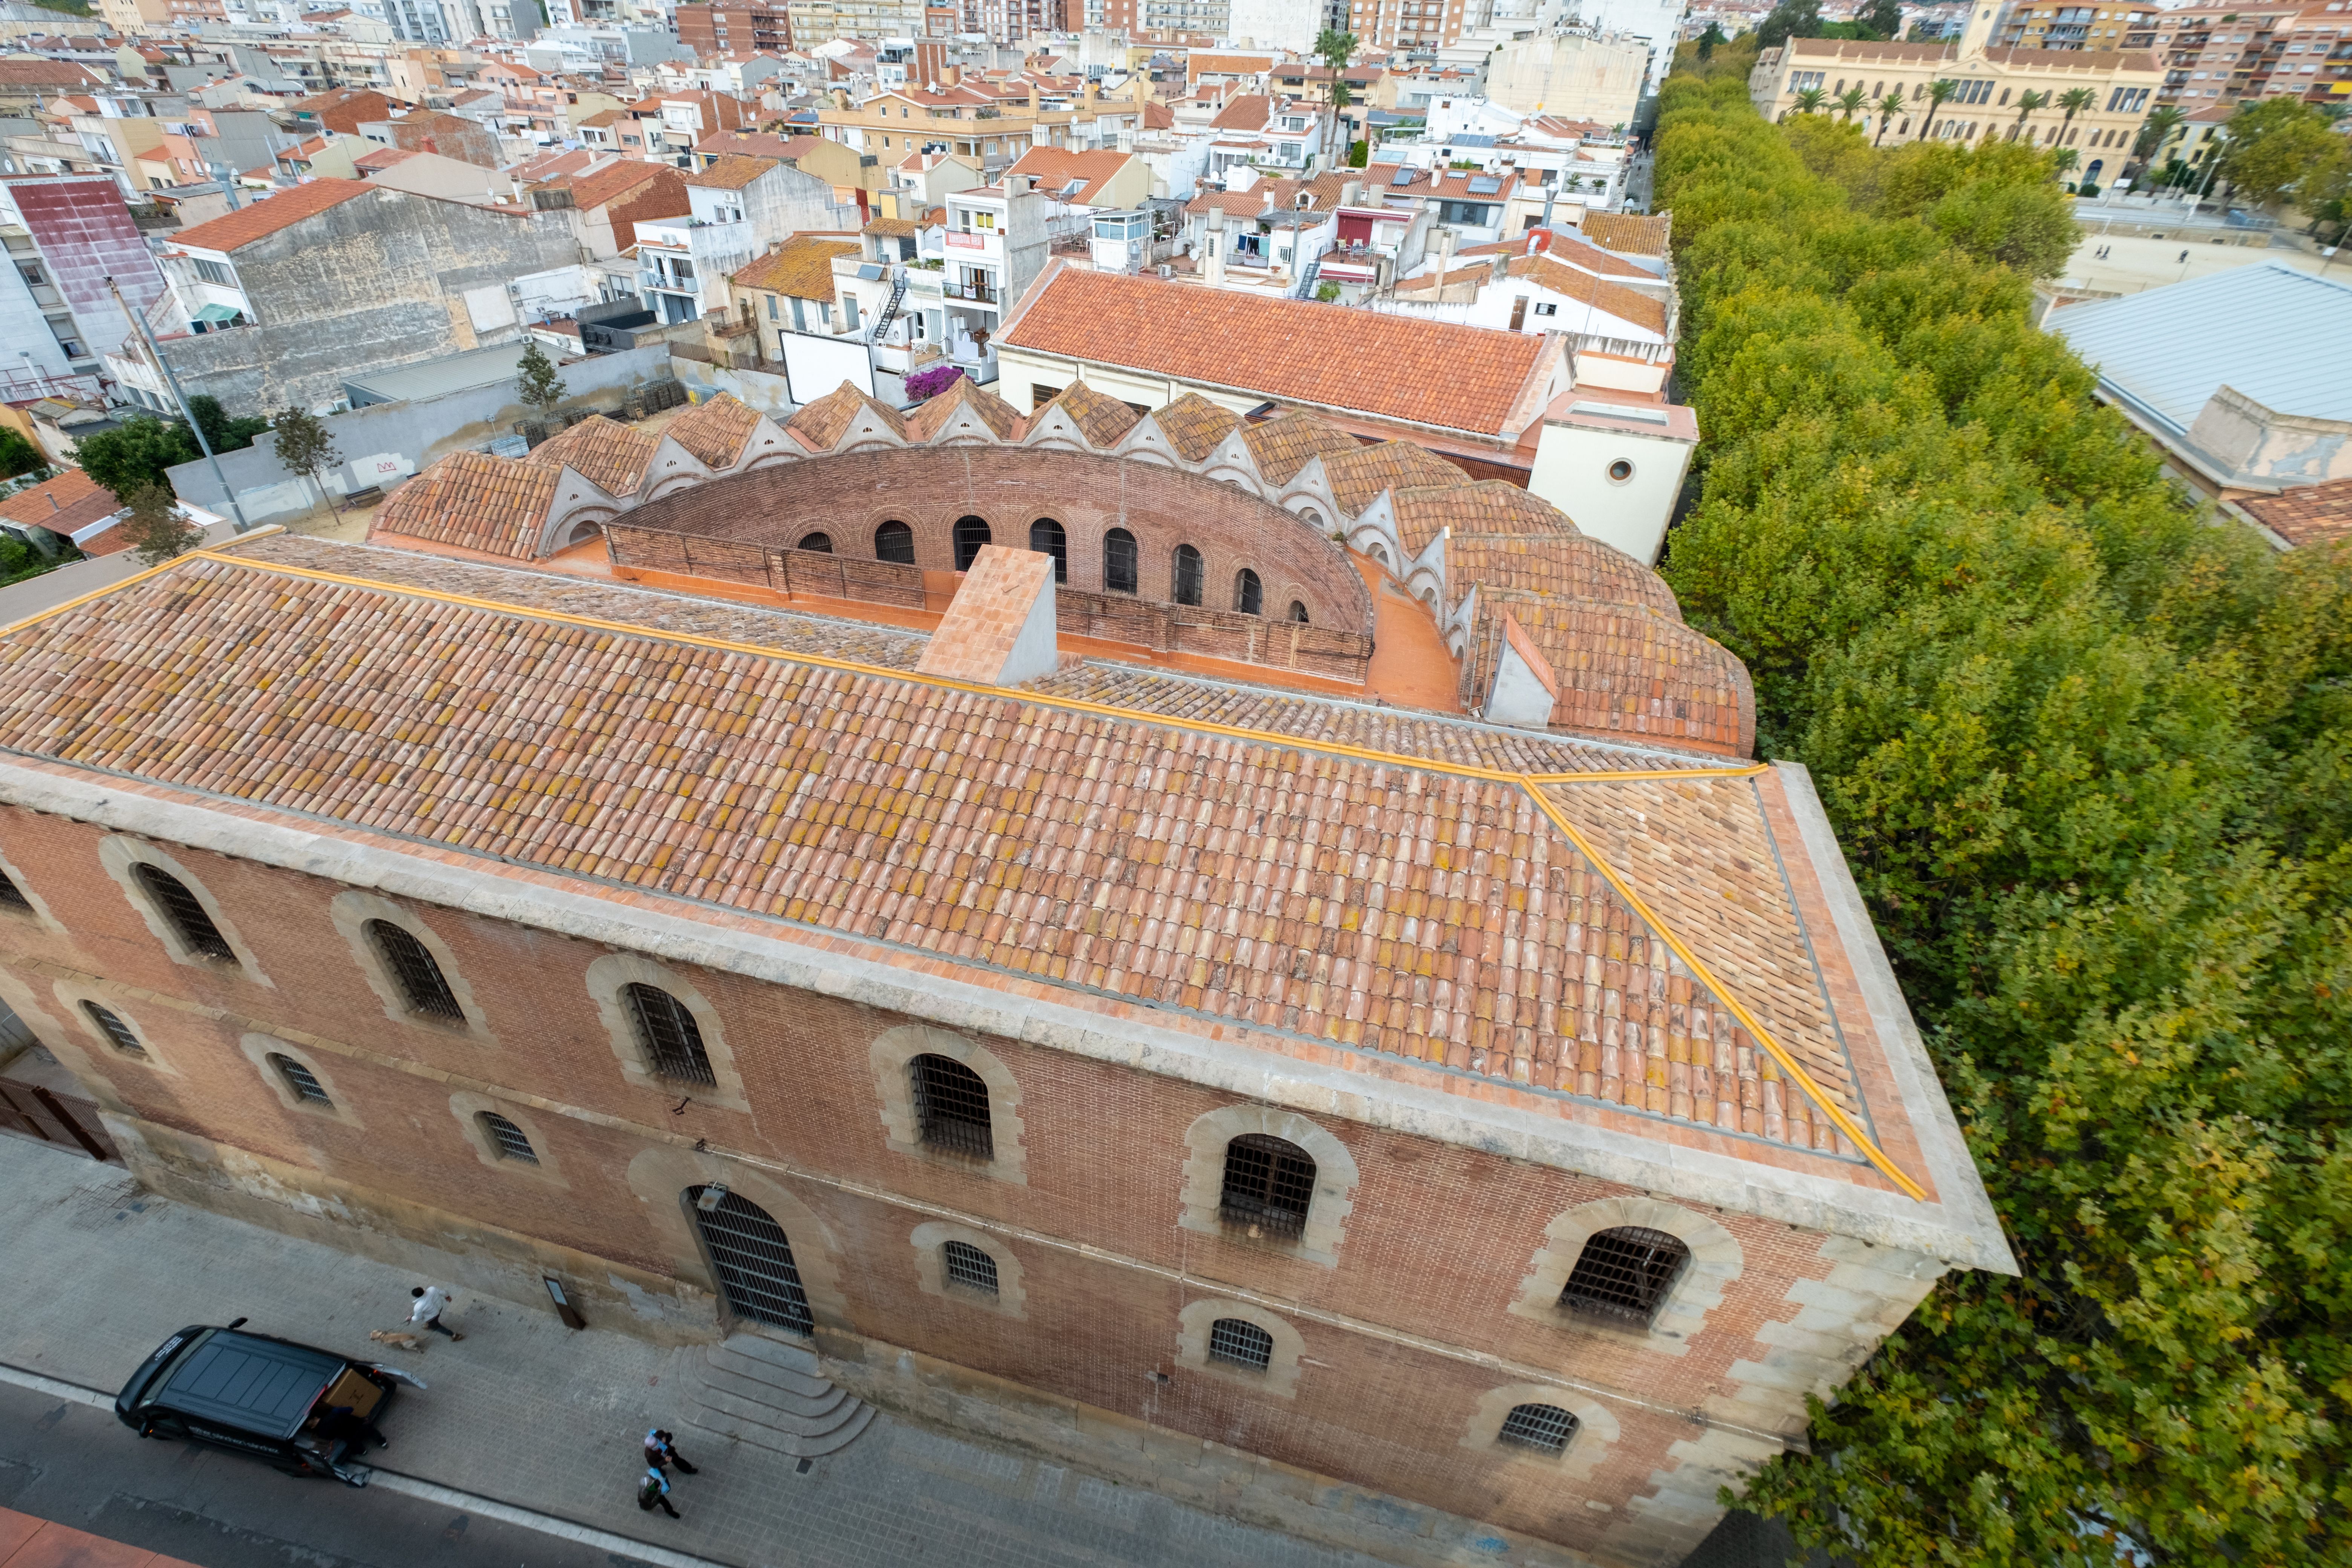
[1156, 262, 1172, 278]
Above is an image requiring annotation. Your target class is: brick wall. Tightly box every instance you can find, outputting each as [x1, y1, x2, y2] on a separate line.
[0, 802, 1940, 1565]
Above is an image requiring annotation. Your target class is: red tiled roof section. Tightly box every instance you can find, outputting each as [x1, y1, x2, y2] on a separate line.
[1239, 411, 1359, 485]
[1500, 610, 1559, 700]
[999, 268, 1552, 437]
[1149, 392, 1240, 461]
[1515, 255, 1669, 335]
[732, 234, 857, 300]
[684, 153, 776, 190]
[1317, 441, 1472, 518]
[906, 374, 1021, 442]
[913, 544, 1053, 683]
[0, 467, 116, 533]
[1577, 211, 1672, 258]
[1209, 92, 1270, 129]
[1032, 380, 1138, 447]
[170, 178, 372, 252]
[537, 159, 674, 211]
[1390, 479, 1572, 556]
[524, 415, 659, 498]
[0, 553, 1852, 1146]
[371, 450, 559, 559]
[666, 394, 763, 470]
[1468, 592, 1754, 757]
[1444, 532, 1683, 622]
[787, 382, 908, 451]
[2243, 477, 2352, 549]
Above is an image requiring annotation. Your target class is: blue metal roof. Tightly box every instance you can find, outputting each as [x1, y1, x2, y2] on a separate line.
[2047, 260, 2352, 437]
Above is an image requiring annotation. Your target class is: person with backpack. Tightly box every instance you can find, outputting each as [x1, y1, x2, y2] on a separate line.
[637, 1466, 679, 1519]
[644, 1429, 697, 1475]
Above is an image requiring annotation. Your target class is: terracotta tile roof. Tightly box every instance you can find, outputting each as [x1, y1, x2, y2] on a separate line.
[864, 214, 920, 236]
[371, 449, 560, 559]
[0, 467, 117, 534]
[1577, 210, 1671, 258]
[683, 152, 775, 189]
[1386, 479, 1567, 557]
[732, 233, 857, 300]
[1150, 392, 1240, 461]
[1183, 188, 1275, 217]
[2243, 477, 2352, 549]
[906, 374, 1020, 442]
[1444, 532, 1683, 621]
[666, 394, 763, 470]
[524, 414, 659, 497]
[531, 158, 668, 210]
[787, 382, 908, 451]
[1514, 255, 1669, 336]
[169, 178, 372, 252]
[1239, 411, 1360, 485]
[1032, 380, 1138, 447]
[0, 545, 1852, 1148]
[1000, 268, 1553, 438]
[1319, 440, 1471, 518]
[0, 60, 106, 87]
[354, 144, 416, 170]
[1459, 229, 1653, 281]
[914, 544, 1052, 681]
[1467, 591, 1753, 756]
[1004, 145, 1135, 205]
[1209, 92, 1271, 129]
[1393, 265, 1493, 297]
[697, 130, 822, 162]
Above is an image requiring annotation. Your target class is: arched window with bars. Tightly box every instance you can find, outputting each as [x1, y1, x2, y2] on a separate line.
[83, 1001, 143, 1057]
[940, 1238, 998, 1294]
[1028, 518, 1067, 582]
[952, 515, 991, 570]
[1498, 1402, 1580, 1455]
[1171, 543, 1204, 606]
[134, 864, 233, 962]
[623, 983, 716, 1086]
[797, 531, 834, 553]
[1558, 1226, 1689, 1327]
[1207, 1317, 1273, 1370]
[1233, 568, 1262, 616]
[875, 520, 916, 564]
[1218, 1133, 1315, 1239]
[910, 1053, 993, 1159]
[1103, 527, 1138, 594]
[366, 920, 464, 1021]
[479, 1110, 538, 1163]
[270, 1052, 332, 1106]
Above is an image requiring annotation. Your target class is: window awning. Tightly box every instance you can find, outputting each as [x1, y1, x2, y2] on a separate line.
[191, 302, 241, 322]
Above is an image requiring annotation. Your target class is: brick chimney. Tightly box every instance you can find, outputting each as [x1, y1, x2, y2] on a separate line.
[914, 545, 1060, 687]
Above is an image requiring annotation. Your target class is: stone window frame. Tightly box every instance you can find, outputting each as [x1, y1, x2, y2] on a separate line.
[622, 1145, 852, 1338]
[1457, 1381, 1620, 1484]
[868, 1023, 1027, 1185]
[909, 1219, 1028, 1319]
[1177, 1104, 1358, 1268]
[0, 841, 64, 933]
[97, 836, 273, 987]
[237, 1033, 364, 1128]
[328, 890, 496, 1045]
[1506, 1196, 1743, 1358]
[1174, 1297, 1306, 1400]
[48, 977, 178, 1078]
[447, 1089, 568, 1189]
[584, 952, 750, 1113]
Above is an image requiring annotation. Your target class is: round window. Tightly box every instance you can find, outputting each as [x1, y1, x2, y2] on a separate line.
[1608, 459, 1634, 483]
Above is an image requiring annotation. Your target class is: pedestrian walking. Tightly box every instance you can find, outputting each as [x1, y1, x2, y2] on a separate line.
[637, 1466, 680, 1519]
[644, 1428, 698, 1475]
[408, 1285, 464, 1340]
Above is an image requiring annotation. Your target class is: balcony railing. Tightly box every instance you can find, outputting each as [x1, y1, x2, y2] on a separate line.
[942, 280, 996, 303]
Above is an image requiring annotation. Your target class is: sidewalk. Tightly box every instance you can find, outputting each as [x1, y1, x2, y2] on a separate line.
[0, 1137, 1382, 1568]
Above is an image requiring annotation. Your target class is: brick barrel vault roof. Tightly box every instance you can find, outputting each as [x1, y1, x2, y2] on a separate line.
[0, 537, 1876, 1166]
[370, 450, 561, 558]
[524, 415, 660, 498]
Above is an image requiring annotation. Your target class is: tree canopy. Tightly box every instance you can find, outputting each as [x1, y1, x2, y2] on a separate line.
[2217, 97, 2352, 213]
[1756, 0, 1822, 49]
[75, 415, 202, 503]
[1652, 68, 2352, 1568]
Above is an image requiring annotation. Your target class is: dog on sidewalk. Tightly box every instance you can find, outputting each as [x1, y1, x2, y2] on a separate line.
[368, 1328, 427, 1352]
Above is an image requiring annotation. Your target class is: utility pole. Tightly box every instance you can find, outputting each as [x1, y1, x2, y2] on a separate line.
[106, 276, 250, 532]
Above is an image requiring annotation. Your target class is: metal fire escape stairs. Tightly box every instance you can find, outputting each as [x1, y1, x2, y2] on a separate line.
[868, 268, 910, 346]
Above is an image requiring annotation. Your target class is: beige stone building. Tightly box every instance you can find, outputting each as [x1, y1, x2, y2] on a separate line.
[1752, 5, 2162, 175]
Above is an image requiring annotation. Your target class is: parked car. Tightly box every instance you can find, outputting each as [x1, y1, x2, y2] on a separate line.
[114, 1319, 418, 1486]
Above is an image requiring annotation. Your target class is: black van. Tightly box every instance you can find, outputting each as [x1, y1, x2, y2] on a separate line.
[115, 1321, 412, 1486]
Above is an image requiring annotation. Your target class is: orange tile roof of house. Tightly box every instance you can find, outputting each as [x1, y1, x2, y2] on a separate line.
[733, 234, 857, 301]
[1467, 591, 1753, 757]
[2243, 476, 2352, 549]
[534, 158, 672, 212]
[683, 152, 776, 190]
[905, 374, 1020, 442]
[912, 543, 1054, 681]
[0, 467, 116, 535]
[1150, 392, 1240, 461]
[666, 394, 764, 469]
[1577, 210, 1672, 257]
[524, 414, 659, 497]
[787, 382, 908, 451]
[1443, 531, 1683, 621]
[1004, 145, 1134, 204]
[1389, 479, 1573, 556]
[1460, 228, 1654, 281]
[371, 449, 560, 559]
[1031, 380, 1138, 447]
[1208, 91, 1271, 130]
[1514, 255, 1669, 336]
[169, 178, 372, 252]
[999, 267, 1555, 438]
[696, 129, 822, 161]
[1239, 410, 1360, 485]
[1319, 441, 1472, 518]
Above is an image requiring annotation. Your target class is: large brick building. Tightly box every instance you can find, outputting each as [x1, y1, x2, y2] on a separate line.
[0, 383, 2009, 1568]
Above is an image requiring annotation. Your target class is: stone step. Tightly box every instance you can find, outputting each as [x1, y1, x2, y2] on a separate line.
[715, 1332, 824, 1375]
[691, 1380, 859, 1436]
[684, 1399, 875, 1460]
[704, 1344, 837, 1401]
[684, 1331, 876, 1460]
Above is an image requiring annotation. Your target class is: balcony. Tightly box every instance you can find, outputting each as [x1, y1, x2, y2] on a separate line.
[942, 279, 997, 304]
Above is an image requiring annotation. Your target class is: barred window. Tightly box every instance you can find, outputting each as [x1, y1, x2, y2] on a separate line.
[1288, 600, 1309, 624]
[910, 1053, 992, 1159]
[623, 983, 716, 1086]
[952, 514, 991, 571]
[875, 520, 916, 564]
[270, 1052, 332, 1105]
[941, 1238, 999, 1294]
[1218, 1134, 1315, 1240]
[797, 531, 834, 553]
[1207, 1317, 1273, 1371]
[1558, 1226, 1689, 1326]
[0, 869, 30, 912]
[135, 864, 233, 961]
[83, 1001, 144, 1057]
[479, 1110, 538, 1163]
[1498, 1402, 1579, 1455]
[1103, 527, 1138, 594]
[1233, 568, 1262, 616]
[1172, 543, 1204, 606]
[366, 920, 464, 1021]
[1029, 517, 1067, 582]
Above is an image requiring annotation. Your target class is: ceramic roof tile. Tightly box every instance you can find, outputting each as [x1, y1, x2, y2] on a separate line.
[0, 467, 116, 534]
[665, 394, 763, 469]
[1514, 254, 1669, 336]
[524, 414, 660, 498]
[1150, 392, 1241, 461]
[998, 268, 1553, 437]
[914, 544, 1052, 681]
[683, 152, 775, 189]
[732, 234, 858, 300]
[1320, 441, 1472, 518]
[371, 450, 560, 559]
[1444, 531, 1682, 622]
[1466, 590, 1754, 757]
[905, 374, 1021, 443]
[2243, 477, 2352, 549]
[787, 382, 909, 450]
[1577, 210, 1672, 258]
[1032, 380, 1139, 447]
[0, 548, 1850, 1152]
[1391, 479, 1573, 556]
[170, 178, 372, 252]
[1239, 411, 1361, 485]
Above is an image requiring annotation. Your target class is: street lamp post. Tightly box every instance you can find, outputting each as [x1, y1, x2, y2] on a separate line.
[105, 275, 248, 533]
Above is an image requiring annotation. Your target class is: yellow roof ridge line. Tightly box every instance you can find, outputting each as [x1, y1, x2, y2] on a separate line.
[167, 547, 1760, 788]
[1522, 785, 1929, 1203]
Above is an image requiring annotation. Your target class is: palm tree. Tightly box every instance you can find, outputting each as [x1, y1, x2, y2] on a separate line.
[1873, 88, 1906, 145]
[2010, 88, 2049, 142]
[1793, 86, 1829, 115]
[1920, 78, 1957, 142]
[2055, 86, 2096, 146]
[2133, 103, 2186, 166]
[1835, 86, 1868, 122]
[2052, 147, 2081, 184]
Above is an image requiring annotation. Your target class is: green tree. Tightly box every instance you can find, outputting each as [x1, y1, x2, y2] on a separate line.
[1756, 0, 1821, 50]
[0, 426, 43, 480]
[2217, 96, 2352, 210]
[2054, 84, 2096, 143]
[74, 414, 201, 503]
[268, 405, 341, 512]
[1347, 136, 1369, 167]
[1834, 86, 1867, 122]
[1872, 87, 1907, 145]
[183, 394, 270, 455]
[1696, 19, 1726, 58]
[1918, 77, 1957, 141]
[117, 482, 202, 566]
[2009, 87, 2049, 141]
[1860, 0, 1901, 35]
[2133, 102, 2186, 163]
[1792, 86, 1828, 114]
[514, 338, 568, 418]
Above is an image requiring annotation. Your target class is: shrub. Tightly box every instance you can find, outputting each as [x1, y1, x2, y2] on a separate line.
[904, 364, 964, 401]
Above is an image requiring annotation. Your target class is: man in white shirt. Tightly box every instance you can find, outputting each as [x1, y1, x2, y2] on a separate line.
[408, 1285, 464, 1340]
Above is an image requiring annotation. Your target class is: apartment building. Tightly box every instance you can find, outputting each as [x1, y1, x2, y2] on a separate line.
[816, 73, 1153, 190]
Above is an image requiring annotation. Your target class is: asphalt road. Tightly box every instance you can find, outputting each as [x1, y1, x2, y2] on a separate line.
[0, 1380, 639, 1568]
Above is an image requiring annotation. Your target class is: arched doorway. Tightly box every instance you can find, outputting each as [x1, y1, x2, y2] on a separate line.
[952, 515, 991, 571]
[685, 1184, 813, 1334]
